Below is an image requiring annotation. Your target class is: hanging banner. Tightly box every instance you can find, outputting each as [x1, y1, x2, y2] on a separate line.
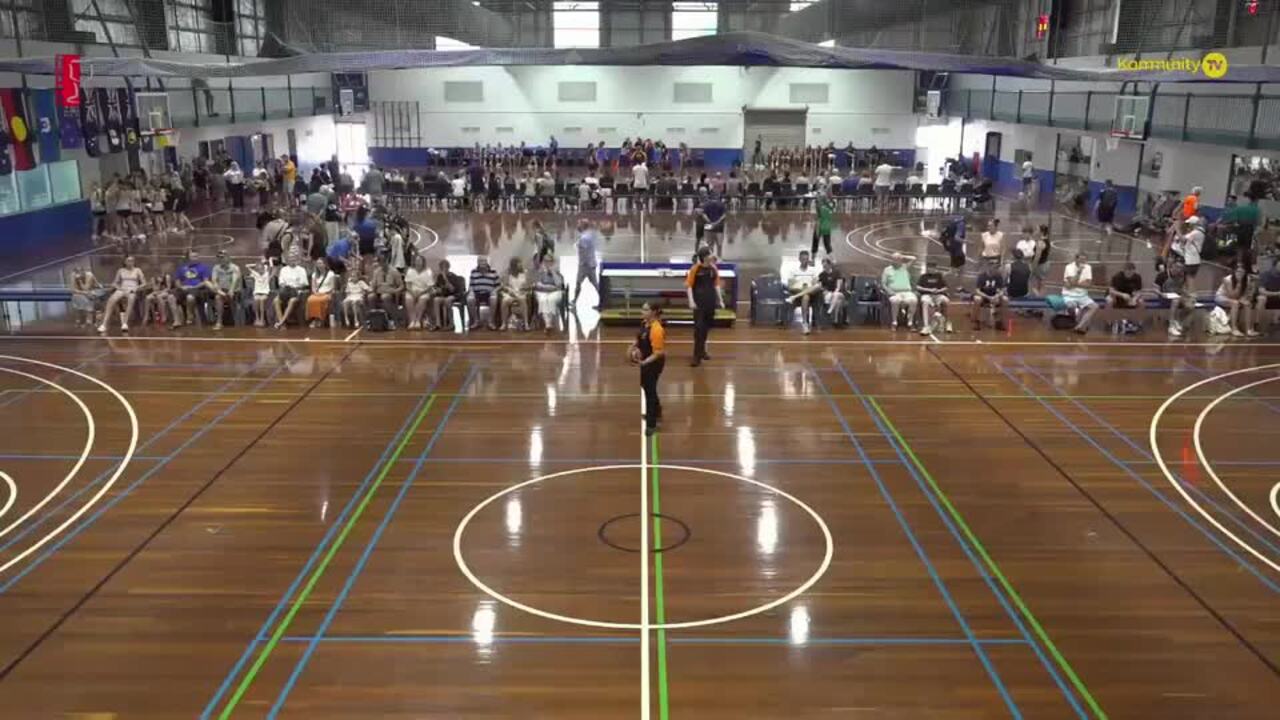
[78, 88, 99, 156]
[119, 88, 139, 150]
[0, 89, 35, 171]
[55, 55, 81, 108]
[0, 123, 11, 176]
[32, 89, 59, 163]
[99, 88, 123, 153]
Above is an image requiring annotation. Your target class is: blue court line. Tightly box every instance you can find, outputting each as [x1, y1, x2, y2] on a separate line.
[201, 355, 457, 720]
[269, 365, 478, 717]
[278, 635, 1030, 647]
[808, 364, 1023, 719]
[0, 361, 290, 594]
[0, 351, 112, 409]
[827, 360, 1087, 720]
[0, 359, 266, 558]
[993, 362, 1280, 595]
[1016, 361, 1280, 559]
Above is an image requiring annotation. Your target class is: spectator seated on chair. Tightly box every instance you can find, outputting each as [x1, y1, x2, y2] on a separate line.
[784, 250, 822, 335]
[1160, 260, 1197, 338]
[1006, 250, 1033, 301]
[817, 257, 847, 325]
[1062, 252, 1100, 334]
[916, 259, 952, 335]
[500, 257, 530, 331]
[343, 267, 371, 328]
[146, 265, 180, 329]
[273, 254, 310, 329]
[404, 254, 435, 330]
[306, 258, 338, 328]
[973, 257, 1008, 331]
[71, 266, 106, 328]
[467, 256, 501, 330]
[370, 255, 405, 318]
[210, 250, 243, 331]
[532, 254, 566, 333]
[880, 252, 919, 331]
[1250, 260, 1280, 337]
[430, 259, 464, 331]
[98, 255, 146, 334]
[175, 250, 215, 326]
[1215, 265, 1250, 338]
[246, 260, 273, 327]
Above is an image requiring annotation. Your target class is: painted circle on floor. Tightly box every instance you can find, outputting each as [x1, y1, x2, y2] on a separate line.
[453, 464, 834, 630]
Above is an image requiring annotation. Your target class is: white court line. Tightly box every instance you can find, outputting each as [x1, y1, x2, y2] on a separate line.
[12, 334, 1280, 349]
[639, 392, 651, 720]
[640, 210, 646, 263]
[343, 328, 362, 343]
[0, 356, 138, 575]
[1150, 363, 1280, 574]
[452, 464, 833, 630]
[0, 471, 15, 521]
[1192, 374, 1280, 536]
[0, 367, 94, 541]
[1272, 484, 1280, 524]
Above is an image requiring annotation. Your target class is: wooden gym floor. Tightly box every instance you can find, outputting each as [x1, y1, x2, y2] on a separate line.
[0, 202, 1277, 718]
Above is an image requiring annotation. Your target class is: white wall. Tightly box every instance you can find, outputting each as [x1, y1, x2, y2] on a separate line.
[1137, 138, 1233, 207]
[368, 66, 918, 148]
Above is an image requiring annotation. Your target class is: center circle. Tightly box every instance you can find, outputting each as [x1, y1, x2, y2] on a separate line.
[597, 512, 691, 554]
[452, 464, 834, 630]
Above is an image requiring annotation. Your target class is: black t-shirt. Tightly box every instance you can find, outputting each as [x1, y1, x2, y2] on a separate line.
[1099, 188, 1118, 212]
[917, 271, 946, 293]
[818, 269, 840, 292]
[1111, 271, 1143, 295]
[1008, 261, 1031, 298]
[1261, 268, 1280, 292]
[976, 270, 1005, 296]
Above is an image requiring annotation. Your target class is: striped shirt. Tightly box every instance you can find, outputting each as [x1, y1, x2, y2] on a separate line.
[469, 267, 500, 297]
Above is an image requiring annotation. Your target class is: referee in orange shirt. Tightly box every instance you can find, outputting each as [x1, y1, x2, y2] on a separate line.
[629, 302, 667, 436]
[686, 247, 723, 367]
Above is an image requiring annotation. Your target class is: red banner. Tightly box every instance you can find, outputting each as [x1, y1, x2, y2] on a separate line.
[55, 55, 81, 108]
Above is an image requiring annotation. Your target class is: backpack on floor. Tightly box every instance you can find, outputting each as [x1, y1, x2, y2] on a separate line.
[365, 308, 390, 332]
[1207, 306, 1232, 335]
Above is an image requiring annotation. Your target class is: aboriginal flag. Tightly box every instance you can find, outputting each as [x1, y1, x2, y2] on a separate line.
[0, 89, 35, 171]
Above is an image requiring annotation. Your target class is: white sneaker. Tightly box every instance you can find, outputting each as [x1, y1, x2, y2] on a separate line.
[945, 321, 954, 333]
[919, 327, 931, 336]
[1169, 323, 1183, 338]
[96, 324, 106, 334]
[803, 322, 811, 335]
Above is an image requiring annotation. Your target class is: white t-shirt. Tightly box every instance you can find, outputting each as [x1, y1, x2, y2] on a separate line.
[981, 231, 1004, 258]
[1063, 261, 1093, 298]
[1015, 238, 1037, 260]
[787, 264, 819, 290]
[405, 267, 434, 294]
[1178, 228, 1205, 265]
[116, 267, 144, 293]
[1022, 160, 1034, 179]
[632, 163, 649, 189]
[279, 265, 309, 289]
[345, 279, 370, 300]
[906, 175, 922, 188]
[451, 177, 466, 197]
[874, 163, 894, 187]
[249, 268, 271, 297]
[314, 270, 337, 294]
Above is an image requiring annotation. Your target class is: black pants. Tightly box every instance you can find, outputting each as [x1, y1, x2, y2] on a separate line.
[641, 360, 664, 429]
[692, 301, 715, 361]
[230, 183, 245, 208]
[812, 230, 832, 255]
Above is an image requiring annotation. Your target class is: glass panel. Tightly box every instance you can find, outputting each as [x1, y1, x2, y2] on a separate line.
[312, 85, 334, 114]
[170, 86, 197, 127]
[553, 1, 600, 48]
[16, 166, 52, 211]
[48, 160, 82, 204]
[291, 87, 313, 115]
[671, 2, 717, 41]
[233, 88, 265, 120]
[265, 85, 292, 119]
[0, 173, 18, 216]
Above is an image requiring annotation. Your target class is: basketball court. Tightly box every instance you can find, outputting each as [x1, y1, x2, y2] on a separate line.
[0, 196, 1277, 717]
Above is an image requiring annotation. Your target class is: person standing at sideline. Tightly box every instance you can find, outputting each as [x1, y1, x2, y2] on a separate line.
[573, 218, 601, 308]
[629, 302, 667, 437]
[812, 191, 834, 255]
[1095, 179, 1119, 235]
[686, 247, 723, 367]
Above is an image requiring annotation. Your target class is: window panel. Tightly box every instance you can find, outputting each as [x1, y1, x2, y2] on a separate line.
[554, 1, 600, 49]
[671, 1, 717, 41]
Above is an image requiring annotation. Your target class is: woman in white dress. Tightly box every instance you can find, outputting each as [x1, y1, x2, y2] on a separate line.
[403, 255, 435, 330]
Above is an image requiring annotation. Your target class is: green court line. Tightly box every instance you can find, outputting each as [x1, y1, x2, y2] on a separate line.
[216, 395, 438, 719]
[650, 435, 671, 720]
[867, 396, 1107, 720]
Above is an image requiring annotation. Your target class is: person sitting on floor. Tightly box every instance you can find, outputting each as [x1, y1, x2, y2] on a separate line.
[916, 259, 951, 335]
[784, 250, 822, 335]
[973, 257, 1008, 331]
[880, 252, 919, 331]
[1062, 252, 1100, 334]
